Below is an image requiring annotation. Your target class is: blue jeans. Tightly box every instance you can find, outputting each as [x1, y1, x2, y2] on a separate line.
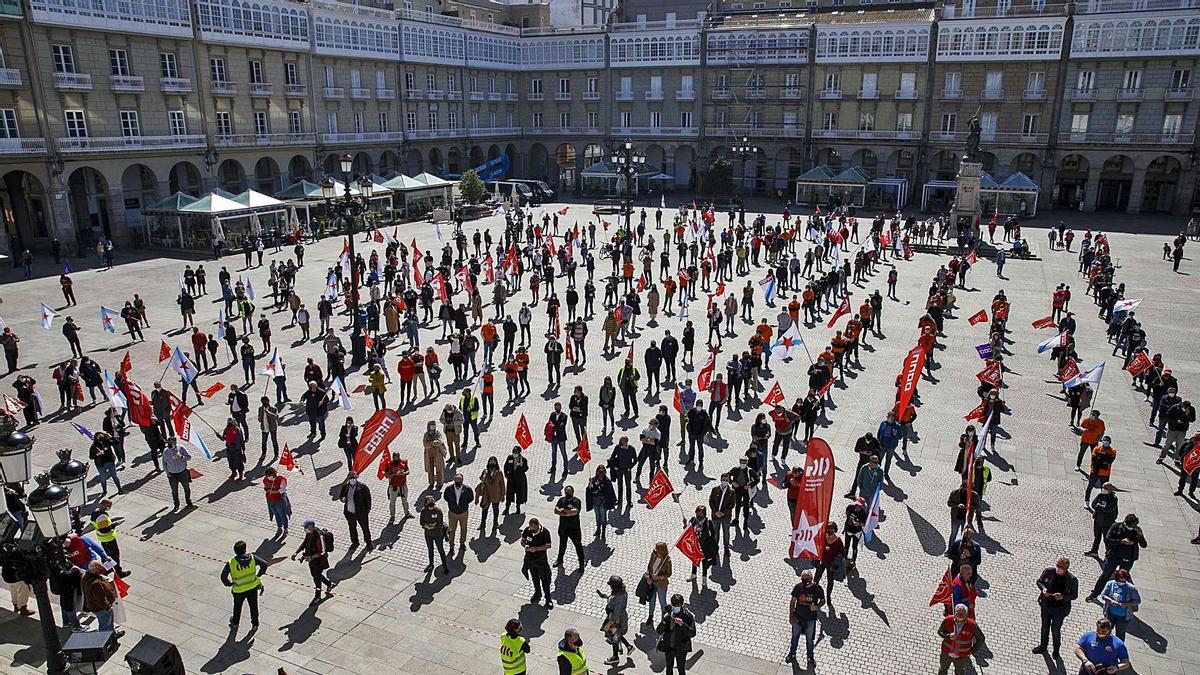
[549, 439, 568, 474]
[646, 582, 668, 619]
[881, 444, 898, 478]
[95, 609, 114, 632]
[594, 505, 610, 532]
[96, 462, 122, 494]
[267, 499, 289, 529]
[788, 617, 817, 660]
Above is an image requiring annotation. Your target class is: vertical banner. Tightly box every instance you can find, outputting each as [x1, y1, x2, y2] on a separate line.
[352, 408, 404, 475]
[789, 437, 836, 559]
[895, 346, 926, 417]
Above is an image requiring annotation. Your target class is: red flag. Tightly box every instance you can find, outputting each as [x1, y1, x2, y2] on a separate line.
[376, 449, 391, 480]
[826, 295, 851, 328]
[965, 249, 978, 265]
[373, 229, 384, 243]
[902, 242, 913, 260]
[352, 383, 367, 394]
[625, 342, 635, 364]
[158, 340, 171, 362]
[410, 239, 422, 262]
[201, 382, 226, 398]
[363, 334, 374, 351]
[482, 255, 496, 283]
[929, 568, 954, 606]
[2, 394, 26, 415]
[565, 338, 574, 363]
[645, 469, 675, 509]
[763, 381, 785, 407]
[576, 434, 591, 464]
[352, 408, 404, 475]
[124, 382, 153, 428]
[993, 303, 1009, 321]
[429, 272, 448, 302]
[119, 352, 132, 377]
[789, 437, 836, 559]
[1031, 315, 1056, 329]
[967, 309, 988, 326]
[636, 275, 646, 293]
[558, 207, 569, 216]
[279, 444, 302, 474]
[697, 348, 717, 391]
[675, 525, 704, 566]
[895, 346, 926, 420]
[1125, 351, 1152, 377]
[964, 401, 986, 422]
[976, 362, 1001, 387]
[114, 576, 130, 599]
[672, 385, 683, 414]
[392, 296, 407, 313]
[515, 414, 533, 450]
[817, 378, 835, 398]
[187, 467, 203, 480]
[1058, 359, 1081, 383]
[75, 381, 85, 402]
[714, 281, 726, 297]
[1182, 439, 1200, 474]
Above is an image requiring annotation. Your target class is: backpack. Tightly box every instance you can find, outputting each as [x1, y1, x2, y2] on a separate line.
[321, 528, 335, 552]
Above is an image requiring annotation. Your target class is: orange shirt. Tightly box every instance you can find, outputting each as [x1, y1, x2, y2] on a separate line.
[1090, 445, 1116, 478]
[1080, 417, 1105, 445]
[755, 324, 773, 343]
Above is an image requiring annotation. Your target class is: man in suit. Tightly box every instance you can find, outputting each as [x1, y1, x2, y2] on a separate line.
[336, 471, 373, 551]
[708, 474, 736, 554]
[443, 472, 474, 554]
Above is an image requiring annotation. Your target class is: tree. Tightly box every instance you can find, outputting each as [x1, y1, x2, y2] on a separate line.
[699, 157, 734, 197]
[459, 169, 486, 205]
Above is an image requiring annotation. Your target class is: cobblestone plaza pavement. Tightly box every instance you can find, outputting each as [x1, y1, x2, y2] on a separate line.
[2, 205, 1198, 675]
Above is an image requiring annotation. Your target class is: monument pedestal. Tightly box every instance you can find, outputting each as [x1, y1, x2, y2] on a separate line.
[954, 160, 983, 240]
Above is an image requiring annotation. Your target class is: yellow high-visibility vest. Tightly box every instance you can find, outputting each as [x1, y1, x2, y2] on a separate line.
[498, 633, 527, 674]
[557, 647, 587, 675]
[228, 557, 262, 594]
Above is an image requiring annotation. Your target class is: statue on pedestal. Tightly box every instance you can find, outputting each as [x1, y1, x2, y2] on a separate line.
[964, 111, 982, 164]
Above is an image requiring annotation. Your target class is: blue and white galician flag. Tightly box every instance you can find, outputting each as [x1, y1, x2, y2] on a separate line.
[772, 324, 804, 359]
[102, 371, 127, 410]
[262, 347, 283, 377]
[863, 485, 882, 542]
[40, 303, 58, 330]
[1064, 362, 1105, 390]
[216, 309, 226, 339]
[244, 278, 256, 301]
[99, 305, 120, 334]
[758, 274, 777, 303]
[1036, 331, 1068, 354]
[1112, 298, 1141, 314]
[330, 376, 353, 411]
[169, 347, 198, 384]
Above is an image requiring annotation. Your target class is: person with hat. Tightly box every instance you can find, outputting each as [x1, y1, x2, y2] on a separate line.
[556, 628, 588, 675]
[220, 540, 268, 631]
[498, 618, 530, 675]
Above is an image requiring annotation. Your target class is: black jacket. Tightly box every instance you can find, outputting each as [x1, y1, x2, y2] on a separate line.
[655, 608, 697, 654]
[336, 481, 372, 517]
[1036, 566, 1079, 611]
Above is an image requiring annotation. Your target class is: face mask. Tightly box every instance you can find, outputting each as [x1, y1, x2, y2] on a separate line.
[348, 479, 357, 486]
[720, 481, 729, 488]
[1102, 441, 1111, 447]
[671, 606, 681, 615]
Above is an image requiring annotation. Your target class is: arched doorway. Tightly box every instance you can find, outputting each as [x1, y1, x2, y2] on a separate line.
[979, 152, 998, 176]
[120, 164, 159, 228]
[254, 157, 280, 194]
[816, 148, 843, 172]
[321, 153, 340, 177]
[1054, 154, 1089, 209]
[929, 150, 959, 182]
[469, 146, 484, 171]
[67, 166, 112, 245]
[1, 170, 50, 255]
[554, 143, 576, 190]
[428, 148, 443, 175]
[673, 146, 694, 190]
[379, 150, 400, 177]
[885, 149, 915, 182]
[169, 161, 203, 195]
[405, 149, 423, 175]
[529, 144, 549, 181]
[1009, 152, 1039, 180]
[287, 155, 312, 185]
[487, 145, 500, 162]
[504, 144, 519, 178]
[1097, 155, 1134, 211]
[1141, 155, 1181, 213]
[352, 152, 372, 176]
[773, 147, 801, 191]
[217, 159, 247, 193]
[446, 148, 461, 175]
[850, 149, 878, 176]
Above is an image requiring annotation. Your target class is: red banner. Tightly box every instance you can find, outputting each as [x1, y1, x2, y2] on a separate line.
[697, 349, 717, 391]
[429, 272, 448, 302]
[964, 401, 986, 422]
[895, 346, 925, 423]
[119, 352, 132, 377]
[993, 303, 1009, 321]
[967, 309, 988, 326]
[1125, 351, 1152, 377]
[645, 469, 675, 509]
[576, 434, 591, 464]
[124, 382, 153, 428]
[675, 526, 704, 566]
[1058, 359, 1081, 383]
[976, 362, 1002, 388]
[158, 340, 171, 363]
[763, 381, 785, 407]
[280, 444, 301, 474]
[826, 296, 851, 328]
[1031, 315, 1056, 329]
[672, 385, 683, 414]
[1183, 439, 1200, 475]
[515, 414, 533, 450]
[200, 382, 226, 398]
[352, 408, 403, 475]
[788, 437, 835, 559]
[930, 568, 953, 606]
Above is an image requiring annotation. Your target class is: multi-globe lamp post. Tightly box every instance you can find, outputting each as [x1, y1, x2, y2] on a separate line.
[321, 153, 375, 368]
[610, 137, 644, 235]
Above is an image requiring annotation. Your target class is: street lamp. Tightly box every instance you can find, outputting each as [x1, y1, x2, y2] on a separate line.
[731, 136, 760, 198]
[609, 138, 644, 235]
[0, 429, 33, 484]
[49, 449, 89, 534]
[322, 153, 374, 367]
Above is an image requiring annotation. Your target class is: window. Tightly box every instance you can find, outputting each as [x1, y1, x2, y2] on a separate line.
[1115, 113, 1135, 134]
[406, 72, 415, 90]
[1121, 70, 1141, 90]
[255, 111, 269, 136]
[822, 111, 837, 130]
[406, 112, 416, 130]
[1163, 114, 1182, 135]
[1021, 113, 1039, 134]
[824, 72, 840, 91]
[587, 112, 599, 128]
[530, 78, 542, 94]
[1025, 71, 1045, 94]
[350, 69, 361, 89]
[426, 73, 436, 90]
[448, 111, 457, 130]
[981, 112, 996, 138]
[249, 61, 263, 84]
[532, 112, 542, 128]
[64, 110, 87, 137]
[785, 73, 801, 88]
[1070, 113, 1089, 133]
[858, 112, 874, 131]
[446, 74, 456, 92]
[160, 53, 178, 79]
[716, 74, 729, 90]
[469, 75, 478, 92]
[984, 71, 1002, 93]
[650, 111, 661, 128]
[216, 111, 232, 136]
[210, 58, 227, 83]
[487, 111, 495, 128]
[620, 76, 632, 94]
[715, 111, 728, 126]
[559, 78, 570, 95]
[326, 112, 337, 134]
[286, 63, 298, 86]
[898, 72, 916, 94]
[109, 49, 130, 77]
[620, 111, 632, 127]
[378, 112, 389, 133]
[1076, 70, 1094, 91]
[995, 0, 1011, 14]
[427, 111, 438, 130]
[559, 111, 571, 127]
[487, 76, 496, 93]
[944, 71, 961, 93]
[288, 111, 302, 135]
[325, 66, 335, 87]
[860, 73, 877, 95]
[168, 110, 187, 136]
[353, 112, 364, 134]
[1170, 69, 1191, 89]
[680, 111, 692, 127]
[505, 78, 513, 94]
[587, 77, 598, 93]
[53, 45, 75, 74]
[650, 75, 662, 95]
[940, 113, 957, 133]
[0, 47, 5, 70]
[896, 112, 913, 132]
[0, 109, 19, 139]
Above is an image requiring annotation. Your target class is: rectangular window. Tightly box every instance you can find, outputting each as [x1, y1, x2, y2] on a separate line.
[650, 111, 661, 128]
[327, 112, 337, 134]
[1070, 113, 1089, 133]
[487, 76, 496, 93]
[559, 111, 570, 127]
[531, 78, 542, 94]
[944, 71, 960, 92]
[505, 78, 513, 94]
[406, 111, 417, 130]
[1163, 113, 1182, 135]
[109, 49, 130, 77]
[254, 111, 269, 136]
[53, 45, 75, 74]
[160, 53, 178, 79]
[559, 78, 570, 94]
[406, 72, 415, 90]
[620, 111, 632, 127]
[681, 74, 694, 92]
[448, 111, 457, 129]
[588, 111, 599, 128]
[446, 74, 455, 91]
[325, 66, 335, 87]
[1115, 113, 1135, 134]
[488, 111, 495, 128]
[822, 111, 837, 130]
[168, 110, 186, 136]
[64, 110, 87, 137]
[860, 72, 877, 95]
[1076, 70, 1094, 91]
[940, 113, 957, 133]
[288, 111, 302, 135]
[353, 112, 364, 134]
[0, 47, 6, 70]
[428, 111, 438, 130]
[620, 76, 632, 93]
[650, 75, 662, 94]
[858, 112, 874, 131]
[249, 61, 263, 84]
[119, 110, 140, 137]
[981, 112, 997, 138]
[532, 112, 542, 128]
[1026, 71, 1045, 93]
[216, 111, 232, 136]
[896, 112, 913, 132]
[1170, 69, 1190, 89]
[715, 111, 728, 126]
[210, 58, 227, 83]
[716, 74, 729, 89]
[587, 77, 598, 93]
[351, 69, 361, 89]
[285, 62, 298, 86]
[1021, 113, 1039, 134]
[984, 71, 1003, 92]
[785, 73, 801, 88]
[378, 112, 389, 133]
[899, 72, 916, 93]
[469, 75, 478, 92]
[1122, 70, 1141, 90]
[426, 73, 436, 90]
[0, 109, 20, 139]
[824, 72, 840, 91]
[680, 111, 692, 127]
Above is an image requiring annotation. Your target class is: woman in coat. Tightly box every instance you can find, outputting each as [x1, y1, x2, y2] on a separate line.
[655, 594, 697, 675]
[646, 285, 660, 324]
[222, 418, 246, 481]
[422, 420, 447, 490]
[643, 541, 672, 624]
[337, 416, 359, 467]
[683, 505, 719, 583]
[367, 364, 387, 410]
[585, 465, 617, 541]
[89, 431, 122, 495]
[599, 575, 634, 666]
[502, 446, 528, 514]
[598, 376, 617, 434]
[476, 456, 505, 534]
[101, 407, 127, 467]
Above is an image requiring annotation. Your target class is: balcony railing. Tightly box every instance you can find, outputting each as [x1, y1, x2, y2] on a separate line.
[211, 81, 237, 96]
[321, 131, 405, 144]
[427, 89, 445, 100]
[811, 129, 918, 140]
[745, 88, 767, 100]
[941, 88, 962, 100]
[645, 90, 665, 101]
[526, 91, 543, 101]
[486, 92, 501, 101]
[780, 88, 803, 101]
[0, 138, 48, 154]
[447, 90, 462, 101]
[980, 88, 1004, 100]
[931, 130, 964, 141]
[53, 72, 92, 90]
[610, 126, 698, 137]
[472, 127, 522, 137]
[284, 84, 306, 97]
[351, 87, 371, 99]
[214, 132, 316, 148]
[250, 83, 274, 97]
[1023, 88, 1046, 101]
[0, 68, 22, 87]
[1070, 88, 1095, 101]
[615, 90, 634, 101]
[709, 125, 803, 138]
[819, 89, 842, 100]
[407, 128, 464, 139]
[162, 77, 192, 93]
[676, 89, 695, 101]
[469, 91, 485, 101]
[58, 134, 206, 153]
[1165, 87, 1192, 100]
[583, 91, 601, 101]
[895, 89, 918, 100]
[376, 88, 395, 100]
[111, 75, 144, 92]
[1058, 131, 1193, 145]
[555, 92, 572, 101]
[1117, 87, 1144, 100]
[856, 89, 878, 100]
[710, 89, 732, 100]
[505, 92, 518, 102]
[323, 86, 345, 99]
[983, 132, 1050, 144]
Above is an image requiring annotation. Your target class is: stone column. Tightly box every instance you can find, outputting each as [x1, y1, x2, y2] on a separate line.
[1125, 166, 1147, 215]
[1083, 167, 1102, 212]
